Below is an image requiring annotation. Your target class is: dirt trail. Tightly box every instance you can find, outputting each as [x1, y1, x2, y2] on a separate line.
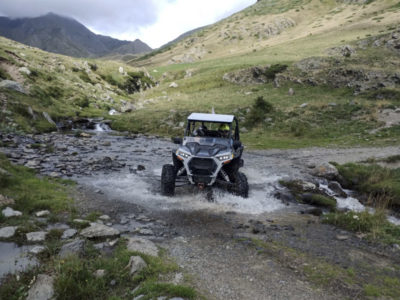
[3, 133, 400, 299]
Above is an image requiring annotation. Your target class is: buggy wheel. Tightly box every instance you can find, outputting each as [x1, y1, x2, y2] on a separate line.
[161, 164, 176, 196]
[232, 172, 249, 198]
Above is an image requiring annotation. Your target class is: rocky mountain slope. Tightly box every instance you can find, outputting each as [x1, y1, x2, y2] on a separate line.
[0, 13, 152, 58]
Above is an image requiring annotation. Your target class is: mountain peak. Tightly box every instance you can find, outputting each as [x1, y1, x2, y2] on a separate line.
[0, 14, 151, 58]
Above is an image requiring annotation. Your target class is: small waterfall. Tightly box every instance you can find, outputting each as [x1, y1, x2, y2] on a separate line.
[94, 123, 111, 132]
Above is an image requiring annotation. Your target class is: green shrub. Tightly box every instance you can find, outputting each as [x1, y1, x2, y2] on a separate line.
[263, 64, 288, 80]
[120, 72, 155, 94]
[100, 74, 118, 86]
[73, 97, 90, 108]
[79, 71, 94, 84]
[246, 96, 274, 127]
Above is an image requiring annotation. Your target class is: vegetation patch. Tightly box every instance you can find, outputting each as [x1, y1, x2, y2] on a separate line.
[0, 153, 73, 215]
[336, 163, 400, 210]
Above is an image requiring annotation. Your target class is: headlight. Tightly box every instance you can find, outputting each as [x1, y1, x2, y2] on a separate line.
[177, 150, 191, 159]
[217, 153, 233, 162]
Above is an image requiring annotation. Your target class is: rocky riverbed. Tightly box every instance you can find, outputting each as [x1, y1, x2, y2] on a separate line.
[1, 131, 400, 299]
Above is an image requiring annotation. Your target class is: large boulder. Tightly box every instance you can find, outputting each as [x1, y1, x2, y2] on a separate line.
[2, 207, 22, 217]
[0, 80, 26, 93]
[80, 223, 120, 239]
[127, 256, 147, 275]
[0, 226, 18, 238]
[59, 239, 85, 258]
[126, 237, 159, 257]
[311, 163, 339, 180]
[26, 274, 54, 300]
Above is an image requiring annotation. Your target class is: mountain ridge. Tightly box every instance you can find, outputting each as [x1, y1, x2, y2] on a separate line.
[0, 13, 152, 58]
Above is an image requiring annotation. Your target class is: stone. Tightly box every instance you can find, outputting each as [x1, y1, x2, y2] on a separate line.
[169, 82, 179, 88]
[99, 215, 111, 221]
[80, 223, 120, 238]
[26, 274, 54, 300]
[0, 80, 26, 93]
[19, 67, 31, 75]
[30, 246, 46, 255]
[137, 165, 146, 171]
[94, 269, 105, 278]
[311, 163, 339, 180]
[119, 67, 124, 74]
[299, 103, 308, 108]
[35, 210, 50, 217]
[336, 235, 349, 241]
[288, 88, 295, 96]
[0, 194, 15, 206]
[26, 231, 47, 242]
[126, 237, 159, 257]
[2, 207, 22, 217]
[138, 228, 154, 236]
[328, 182, 347, 198]
[0, 226, 18, 238]
[127, 256, 147, 275]
[59, 239, 85, 258]
[61, 229, 77, 239]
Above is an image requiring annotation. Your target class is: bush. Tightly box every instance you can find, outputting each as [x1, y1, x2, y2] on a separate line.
[246, 96, 274, 127]
[263, 64, 288, 80]
[100, 74, 118, 86]
[79, 71, 94, 84]
[120, 72, 155, 94]
[73, 97, 90, 108]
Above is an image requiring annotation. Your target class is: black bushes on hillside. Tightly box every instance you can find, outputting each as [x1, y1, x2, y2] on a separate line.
[120, 71, 155, 94]
[246, 96, 274, 127]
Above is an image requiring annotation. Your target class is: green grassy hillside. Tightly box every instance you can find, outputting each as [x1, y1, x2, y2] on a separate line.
[1, 0, 400, 149]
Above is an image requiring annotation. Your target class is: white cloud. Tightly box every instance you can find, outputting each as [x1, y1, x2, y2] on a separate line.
[0, 0, 256, 48]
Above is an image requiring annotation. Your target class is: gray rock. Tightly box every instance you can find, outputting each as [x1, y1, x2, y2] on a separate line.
[311, 163, 339, 180]
[19, 67, 31, 75]
[30, 246, 47, 255]
[126, 237, 159, 257]
[0, 226, 18, 238]
[299, 103, 308, 108]
[99, 215, 110, 221]
[61, 229, 77, 239]
[133, 295, 144, 300]
[2, 207, 22, 217]
[26, 274, 54, 300]
[328, 182, 347, 198]
[35, 210, 50, 217]
[336, 235, 350, 241]
[26, 231, 47, 242]
[288, 88, 295, 96]
[169, 82, 179, 88]
[59, 239, 85, 258]
[127, 256, 147, 275]
[138, 228, 154, 236]
[0, 80, 26, 93]
[80, 223, 120, 238]
[94, 269, 105, 278]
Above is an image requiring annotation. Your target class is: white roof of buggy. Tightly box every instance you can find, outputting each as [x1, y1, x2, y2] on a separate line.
[188, 113, 234, 123]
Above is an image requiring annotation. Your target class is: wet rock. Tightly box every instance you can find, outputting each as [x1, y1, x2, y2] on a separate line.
[80, 223, 120, 239]
[30, 246, 46, 255]
[0, 80, 26, 93]
[138, 228, 154, 236]
[61, 229, 77, 240]
[35, 210, 50, 217]
[0, 194, 15, 206]
[126, 237, 159, 257]
[336, 235, 350, 241]
[59, 239, 85, 258]
[99, 215, 111, 221]
[26, 274, 54, 300]
[2, 207, 22, 217]
[311, 163, 338, 180]
[127, 256, 147, 275]
[137, 165, 146, 171]
[26, 231, 47, 242]
[328, 181, 347, 198]
[0, 226, 18, 238]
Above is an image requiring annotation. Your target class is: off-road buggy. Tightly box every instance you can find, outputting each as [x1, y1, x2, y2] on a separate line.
[161, 113, 248, 198]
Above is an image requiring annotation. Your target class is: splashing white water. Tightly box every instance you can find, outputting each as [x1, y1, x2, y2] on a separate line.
[94, 123, 111, 132]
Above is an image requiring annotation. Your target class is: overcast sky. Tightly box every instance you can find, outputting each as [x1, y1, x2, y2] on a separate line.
[0, 0, 256, 48]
